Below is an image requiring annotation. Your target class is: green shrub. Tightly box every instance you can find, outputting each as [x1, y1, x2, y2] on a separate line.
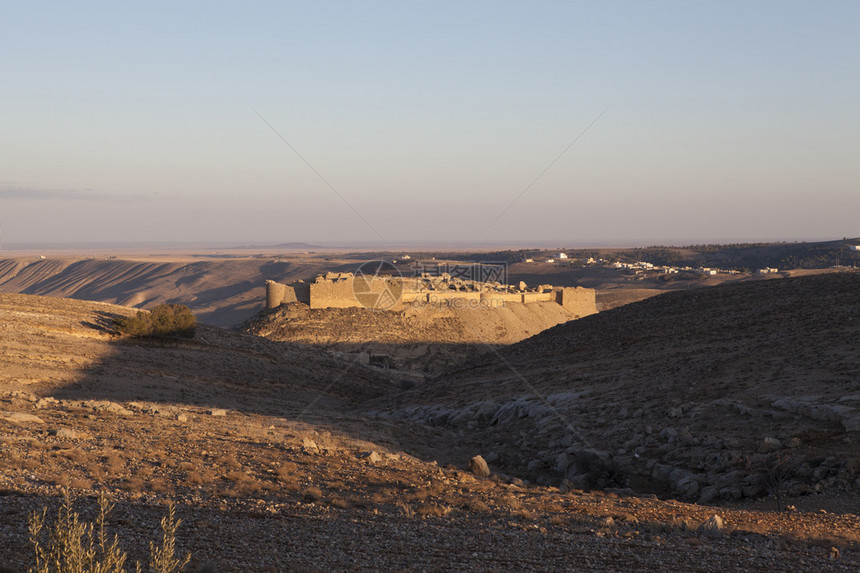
[28, 490, 190, 573]
[114, 305, 196, 340]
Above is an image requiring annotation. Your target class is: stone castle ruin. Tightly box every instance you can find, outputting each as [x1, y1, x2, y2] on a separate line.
[265, 271, 597, 316]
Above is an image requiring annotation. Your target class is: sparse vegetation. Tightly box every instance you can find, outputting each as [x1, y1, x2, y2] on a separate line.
[113, 304, 196, 340]
[750, 454, 795, 512]
[28, 490, 190, 573]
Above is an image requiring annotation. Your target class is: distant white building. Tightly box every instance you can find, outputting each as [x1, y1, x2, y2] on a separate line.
[557, 253, 568, 259]
[758, 267, 779, 274]
[524, 258, 534, 263]
[851, 245, 860, 251]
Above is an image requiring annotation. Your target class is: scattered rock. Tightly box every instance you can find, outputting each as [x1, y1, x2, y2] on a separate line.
[83, 400, 132, 416]
[698, 514, 724, 536]
[2, 412, 44, 425]
[54, 428, 80, 439]
[177, 413, 188, 422]
[760, 437, 782, 453]
[105, 402, 131, 415]
[365, 451, 382, 464]
[698, 485, 719, 504]
[841, 415, 860, 432]
[207, 408, 227, 417]
[301, 437, 319, 452]
[469, 455, 491, 478]
[659, 427, 677, 443]
[674, 476, 700, 498]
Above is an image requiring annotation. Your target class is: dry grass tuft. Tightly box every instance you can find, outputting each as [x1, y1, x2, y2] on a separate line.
[104, 453, 124, 475]
[121, 478, 145, 492]
[68, 478, 93, 490]
[415, 503, 452, 518]
[276, 463, 298, 484]
[183, 471, 205, 486]
[395, 502, 415, 518]
[463, 499, 491, 514]
[329, 497, 351, 509]
[58, 449, 88, 464]
[218, 453, 241, 470]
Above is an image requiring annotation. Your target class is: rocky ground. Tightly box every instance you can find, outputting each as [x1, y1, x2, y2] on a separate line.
[375, 272, 860, 509]
[1, 283, 860, 571]
[2, 387, 859, 572]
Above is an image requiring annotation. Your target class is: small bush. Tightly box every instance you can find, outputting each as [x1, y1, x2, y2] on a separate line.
[28, 490, 190, 573]
[114, 305, 196, 340]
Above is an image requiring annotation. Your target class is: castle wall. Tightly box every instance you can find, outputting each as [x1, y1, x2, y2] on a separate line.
[265, 280, 304, 308]
[521, 292, 554, 303]
[293, 283, 310, 305]
[400, 291, 425, 304]
[556, 286, 597, 317]
[308, 280, 359, 309]
[426, 290, 481, 302]
[265, 277, 598, 316]
[480, 292, 522, 304]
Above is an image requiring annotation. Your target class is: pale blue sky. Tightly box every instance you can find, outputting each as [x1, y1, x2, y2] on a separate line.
[2, 1, 858, 247]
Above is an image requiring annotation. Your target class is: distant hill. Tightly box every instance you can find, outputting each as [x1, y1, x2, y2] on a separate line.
[383, 238, 860, 269]
[0, 256, 351, 327]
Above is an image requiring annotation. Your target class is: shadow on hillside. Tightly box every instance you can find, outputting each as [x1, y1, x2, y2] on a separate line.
[31, 309, 491, 470]
[45, 316, 385, 412]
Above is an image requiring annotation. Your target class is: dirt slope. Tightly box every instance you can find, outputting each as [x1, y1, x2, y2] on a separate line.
[378, 271, 860, 505]
[245, 301, 578, 373]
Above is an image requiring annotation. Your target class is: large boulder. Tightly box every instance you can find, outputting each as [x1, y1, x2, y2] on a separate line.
[469, 455, 491, 478]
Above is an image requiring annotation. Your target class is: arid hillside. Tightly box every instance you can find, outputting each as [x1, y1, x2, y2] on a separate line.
[245, 300, 580, 373]
[378, 271, 860, 507]
[2, 292, 860, 570]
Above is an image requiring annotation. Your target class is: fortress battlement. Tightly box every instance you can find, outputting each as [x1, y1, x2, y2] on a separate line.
[265, 272, 597, 317]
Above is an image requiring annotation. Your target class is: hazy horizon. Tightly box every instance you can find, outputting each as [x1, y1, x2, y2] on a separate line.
[3, 1, 858, 246]
[2, 235, 854, 256]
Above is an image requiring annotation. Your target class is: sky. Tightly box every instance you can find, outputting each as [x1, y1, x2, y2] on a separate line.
[2, 1, 859, 248]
